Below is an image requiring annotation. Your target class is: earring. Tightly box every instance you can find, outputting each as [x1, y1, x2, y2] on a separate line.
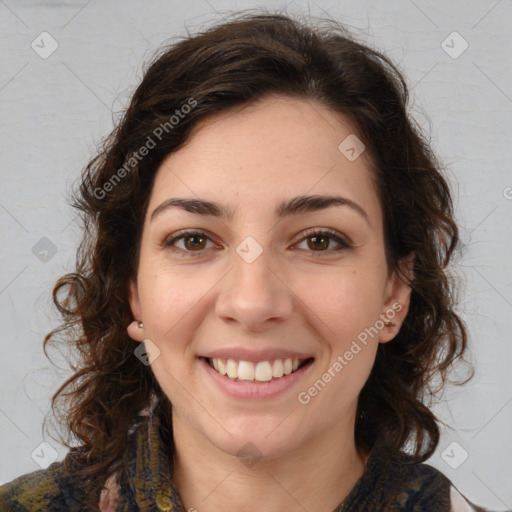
[384, 321, 396, 327]
[137, 321, 144, 328]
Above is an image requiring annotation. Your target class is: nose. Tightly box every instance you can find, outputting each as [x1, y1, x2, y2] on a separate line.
[215, 246, 294, 332]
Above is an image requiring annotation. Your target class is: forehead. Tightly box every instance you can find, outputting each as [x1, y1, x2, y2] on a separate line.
[148, 95, 381, 225]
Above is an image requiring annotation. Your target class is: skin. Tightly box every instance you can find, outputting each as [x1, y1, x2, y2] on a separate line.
[127, 95, 413, 512]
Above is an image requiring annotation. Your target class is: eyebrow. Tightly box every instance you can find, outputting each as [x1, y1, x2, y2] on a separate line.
[150, 194, 371, 226]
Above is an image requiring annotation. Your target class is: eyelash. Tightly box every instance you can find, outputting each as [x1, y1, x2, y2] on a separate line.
[161, 228, 351, 257]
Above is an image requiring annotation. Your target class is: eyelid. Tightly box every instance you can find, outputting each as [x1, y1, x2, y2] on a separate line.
[160, 229, 220, 254]
[161, 227, 352, 256]
[293, 227, 352, 250]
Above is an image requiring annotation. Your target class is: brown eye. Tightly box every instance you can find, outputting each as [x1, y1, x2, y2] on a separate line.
[307, 234, 330, 251]
[182, 234, 207, 250]
[294, 228, 351, 255]
[162, 230, 215, 256]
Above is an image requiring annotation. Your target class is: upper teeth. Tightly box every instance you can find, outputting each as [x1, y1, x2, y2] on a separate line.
[210, 357, 303, 382]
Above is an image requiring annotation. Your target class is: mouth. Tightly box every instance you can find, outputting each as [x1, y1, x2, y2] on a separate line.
[200, 356, 315, 383]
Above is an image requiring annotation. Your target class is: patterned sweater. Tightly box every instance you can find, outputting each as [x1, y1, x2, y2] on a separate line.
[0, 398, 499, 511]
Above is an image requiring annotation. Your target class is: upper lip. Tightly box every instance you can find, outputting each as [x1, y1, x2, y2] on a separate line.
[200, 348, 314, 363]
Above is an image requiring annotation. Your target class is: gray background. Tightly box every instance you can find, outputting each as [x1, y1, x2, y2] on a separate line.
[1, 0, 511, 509]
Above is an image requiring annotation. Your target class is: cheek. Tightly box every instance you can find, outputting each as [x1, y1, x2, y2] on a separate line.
[141, 264, 196, 309]
[300, 269, 384, 337]
[138, 272, 193, 343]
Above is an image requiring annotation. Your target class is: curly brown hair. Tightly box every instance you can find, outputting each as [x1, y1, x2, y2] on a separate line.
[43, 10, 472, 510]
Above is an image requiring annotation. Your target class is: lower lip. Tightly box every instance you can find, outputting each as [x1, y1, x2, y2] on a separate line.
[199, 357, 314, 400]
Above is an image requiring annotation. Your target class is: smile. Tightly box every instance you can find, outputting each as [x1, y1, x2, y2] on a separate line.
[206, 356, 314, 382]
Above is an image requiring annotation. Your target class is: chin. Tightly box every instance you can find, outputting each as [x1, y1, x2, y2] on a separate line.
[207, 421, 305, 463]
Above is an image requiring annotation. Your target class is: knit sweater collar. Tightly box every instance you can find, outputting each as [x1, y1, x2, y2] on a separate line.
[107, 394, 449, 512]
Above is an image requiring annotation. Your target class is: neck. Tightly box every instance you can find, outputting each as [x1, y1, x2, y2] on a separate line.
[171, 411, 367, 512]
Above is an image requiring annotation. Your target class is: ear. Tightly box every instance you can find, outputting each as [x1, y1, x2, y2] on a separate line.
[127, 278, 144, 342]
[379, 252, 414, 343]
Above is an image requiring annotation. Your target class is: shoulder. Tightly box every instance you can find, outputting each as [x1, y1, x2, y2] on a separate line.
[346, 445, 496, 511]
[0, 461, 73, 511]
[396, 459, 491, 511]
[386, 456, 495, 512]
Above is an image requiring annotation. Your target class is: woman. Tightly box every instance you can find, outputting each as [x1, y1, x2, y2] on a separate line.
[0, 11, 498, 512]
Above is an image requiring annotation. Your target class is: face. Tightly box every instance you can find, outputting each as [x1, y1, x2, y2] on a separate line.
[127, 95, 412, 461]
